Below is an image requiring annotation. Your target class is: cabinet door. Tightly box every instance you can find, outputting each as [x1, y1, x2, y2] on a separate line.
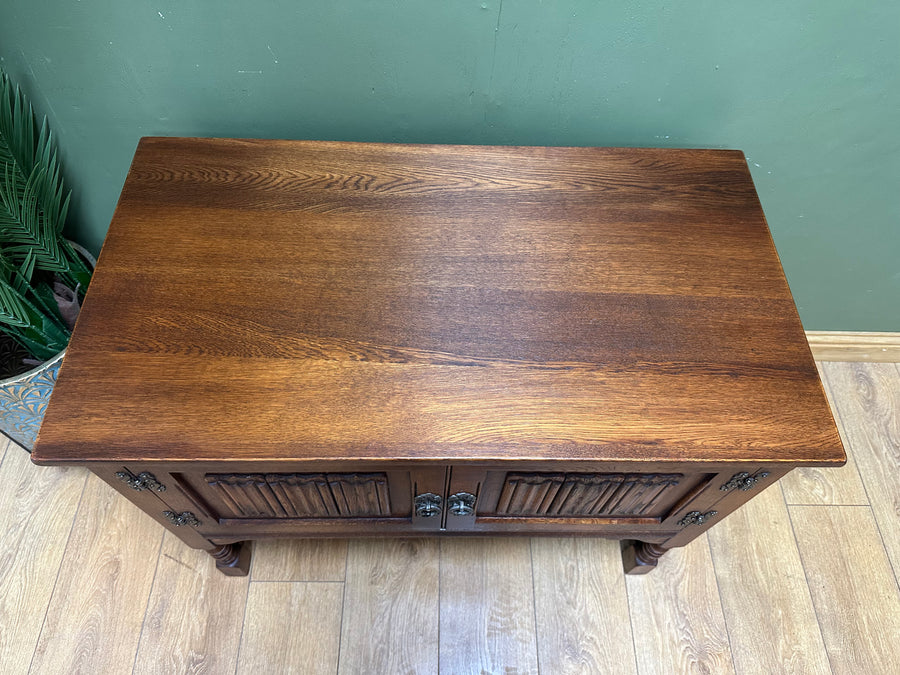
[490, 472, 687, 518]
[204, 472, 392, 518]
[445, 466, 719, 534]
[148, 466, 448, 536]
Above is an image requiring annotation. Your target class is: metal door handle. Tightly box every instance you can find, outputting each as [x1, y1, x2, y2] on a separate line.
[447, 492, 476, 517]
[414, 493, 442, 518]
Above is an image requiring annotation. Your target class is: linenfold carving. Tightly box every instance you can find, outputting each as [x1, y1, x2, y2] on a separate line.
[205, 472, 391, 518]
[494, 472, 682, 517]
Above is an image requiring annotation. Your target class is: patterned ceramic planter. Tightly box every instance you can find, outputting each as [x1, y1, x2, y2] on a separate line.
[0, 349, 65, 451]
[0, 242, 94, 452]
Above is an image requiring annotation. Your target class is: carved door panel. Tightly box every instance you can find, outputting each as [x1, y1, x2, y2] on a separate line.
[151, 466, 448, 534]
[489, 472, 687, 518]
[445, 466, 720, 531]
[203, 472, 393, 519]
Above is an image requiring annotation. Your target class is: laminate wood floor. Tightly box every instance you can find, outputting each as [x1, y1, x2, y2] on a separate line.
[2, 361, 898, 675]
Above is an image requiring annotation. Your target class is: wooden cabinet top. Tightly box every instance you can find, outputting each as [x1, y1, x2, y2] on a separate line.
[32, 138, 844, 466]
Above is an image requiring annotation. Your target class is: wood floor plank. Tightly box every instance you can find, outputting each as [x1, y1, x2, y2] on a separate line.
[625, 535, 735, 675]
[29, 473, 163, 674]
[708, 484, 830, 675]
[790, 505, 900, 674]
[820, 361, 900, 583]
[531, 538, 636, 675]
[237, 582, 343, 674]
[0, 445, 87, 674]
[132, 532, 250, 675]
[781, 363, 868, 506]
[440, 538, 539, 675]
[251, 539, 347, 582]
[338, 539, 439, 675]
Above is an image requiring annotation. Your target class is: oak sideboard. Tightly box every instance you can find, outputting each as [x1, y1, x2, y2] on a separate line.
[32, 138, 845, 576]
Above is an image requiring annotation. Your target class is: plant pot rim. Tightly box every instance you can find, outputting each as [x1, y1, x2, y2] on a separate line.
[0, 348, 65, 386]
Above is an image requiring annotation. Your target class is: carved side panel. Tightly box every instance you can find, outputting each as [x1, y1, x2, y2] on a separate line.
[492, 472, 682, 518]
[205, 472, 391, 519]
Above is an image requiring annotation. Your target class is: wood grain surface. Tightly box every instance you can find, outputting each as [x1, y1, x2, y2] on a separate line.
[133, 533, 249, 675]
[707, 484, 830, 674]
[237, 582, 343, 675]
[439, 538, 539, 674]
[250, 539, 347, 582]
[29, 474, 163, 674]
[338, 539, 439, 674]
[790, 505, 900, 674]
[0, 445, 87, 673]
[531, 538, 636, 674]
[780, 363, 868, 505]
[6, 361, 900, 672]
[625, 536, 735, 675]
[819, 362, 900, 577]
[33, 139, 842, 467]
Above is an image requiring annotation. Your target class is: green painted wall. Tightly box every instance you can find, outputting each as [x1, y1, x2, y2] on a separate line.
[1, 1, 897, 330]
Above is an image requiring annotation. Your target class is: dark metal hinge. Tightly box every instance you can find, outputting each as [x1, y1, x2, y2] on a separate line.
[116, 470, 166, 492]
[720, 471, 769, 492]
[163, 511, 201, 527]
[679, 510, 718, 527]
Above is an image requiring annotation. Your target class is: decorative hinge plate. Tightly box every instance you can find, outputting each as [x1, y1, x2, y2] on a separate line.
[720, 471, 769, 492]
[117, 470, 166, 492]
[163, 511, 201, 527]
[679, 510, 718, 527]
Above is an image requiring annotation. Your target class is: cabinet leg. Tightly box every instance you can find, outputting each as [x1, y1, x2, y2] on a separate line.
[208, 541, 252, 576]
[622, 540, 669, 575]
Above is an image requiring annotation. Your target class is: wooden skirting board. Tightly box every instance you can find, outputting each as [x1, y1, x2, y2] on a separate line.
[806, 331, 900, 362]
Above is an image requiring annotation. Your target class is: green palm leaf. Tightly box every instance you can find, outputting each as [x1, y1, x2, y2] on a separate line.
[0, 71, 81, 281]
[0, 68, 92, 364]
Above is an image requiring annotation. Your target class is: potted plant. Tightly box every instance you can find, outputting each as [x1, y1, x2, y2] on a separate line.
[0, 68, 93, 450]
